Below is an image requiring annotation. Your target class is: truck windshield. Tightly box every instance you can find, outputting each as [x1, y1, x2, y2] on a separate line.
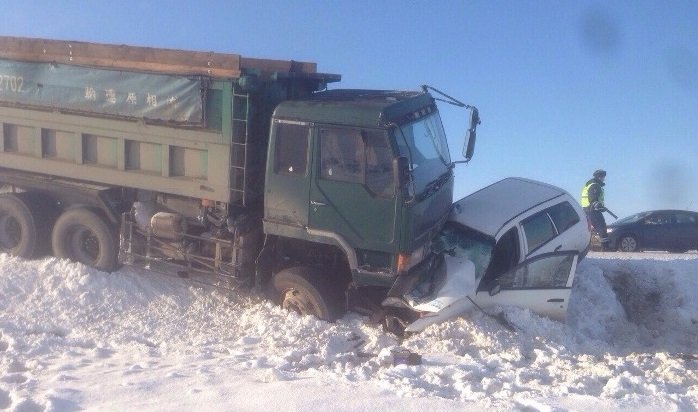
[396, 112, 451, 196]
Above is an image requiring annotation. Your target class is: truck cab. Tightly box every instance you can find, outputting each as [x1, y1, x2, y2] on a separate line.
[262, 89, 476, 322]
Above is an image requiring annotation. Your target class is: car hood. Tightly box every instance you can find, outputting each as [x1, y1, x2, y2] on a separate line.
[449, 177, 568, 240]
[607, 221, 636, 230]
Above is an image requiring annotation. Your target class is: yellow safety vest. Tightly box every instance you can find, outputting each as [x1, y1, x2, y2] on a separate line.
[580, 182, 604, 208]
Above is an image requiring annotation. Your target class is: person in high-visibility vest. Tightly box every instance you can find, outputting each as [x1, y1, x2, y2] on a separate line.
[581, 169, 610, 250]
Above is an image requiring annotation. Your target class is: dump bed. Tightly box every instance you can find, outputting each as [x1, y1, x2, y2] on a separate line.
[0, 36, 339, 205]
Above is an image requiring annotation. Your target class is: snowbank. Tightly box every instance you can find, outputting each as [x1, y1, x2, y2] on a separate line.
[1, 252, 696, 411]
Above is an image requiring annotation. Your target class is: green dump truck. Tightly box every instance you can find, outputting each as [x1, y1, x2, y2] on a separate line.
[0, 36, 479, 327]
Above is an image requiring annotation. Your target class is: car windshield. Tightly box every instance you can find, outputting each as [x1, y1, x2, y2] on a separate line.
[396, 111, 451, 196]
[614, 211, 652, 225]
[432, 222, 494, 281]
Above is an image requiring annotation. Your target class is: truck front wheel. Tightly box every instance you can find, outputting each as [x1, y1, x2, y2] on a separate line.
[272, 266, 345, 322]
[0, 194, 41, 258]
[52, 208, 117, 272]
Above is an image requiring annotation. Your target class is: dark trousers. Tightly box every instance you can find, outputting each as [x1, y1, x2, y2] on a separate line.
[585, 208, 609, 249]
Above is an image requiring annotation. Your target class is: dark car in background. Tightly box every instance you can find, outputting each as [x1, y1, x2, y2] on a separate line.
[607, 210, 698, 253]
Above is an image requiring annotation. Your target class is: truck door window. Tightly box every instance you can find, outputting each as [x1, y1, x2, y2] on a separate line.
[365, 132, 395, 197]
[274, 123, 309, 176]
[320, 128, 364, 184]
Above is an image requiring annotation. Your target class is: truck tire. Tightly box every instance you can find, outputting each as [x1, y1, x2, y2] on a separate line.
[272, 266, 345, 322]
[52, 208, 118, 272]
[0, 193, 41, 258]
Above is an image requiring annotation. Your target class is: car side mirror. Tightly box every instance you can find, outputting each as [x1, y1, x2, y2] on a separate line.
[462, 107, 479, 161]
[488, 281, 501, 296]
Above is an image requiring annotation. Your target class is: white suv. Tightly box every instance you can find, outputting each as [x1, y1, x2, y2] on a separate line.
[403, 177, 591, 332]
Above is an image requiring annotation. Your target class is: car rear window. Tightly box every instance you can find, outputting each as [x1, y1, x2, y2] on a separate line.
[547, 202, 580, 233]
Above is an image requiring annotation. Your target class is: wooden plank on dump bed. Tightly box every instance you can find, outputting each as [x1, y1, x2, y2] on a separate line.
[240, 57, 317, 75]
[0, 36, 318, 78]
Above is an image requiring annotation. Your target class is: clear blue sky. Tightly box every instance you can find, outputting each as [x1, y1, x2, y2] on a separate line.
[4, 0, 698, 219]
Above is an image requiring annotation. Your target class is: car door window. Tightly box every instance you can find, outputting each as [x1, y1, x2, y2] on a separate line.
[497, 253, 576, 289]
[645, 213, 671, 225]
[547, 202, 580, 233]
[675, 213, 696, 224]
[522, 212, 555, 252]
[471, 251, 579, 321]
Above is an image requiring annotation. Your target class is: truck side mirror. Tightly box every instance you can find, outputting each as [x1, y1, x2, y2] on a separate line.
[396, 156, 410, 185]
[395, 156, 414, 202]
[462, 107, 479, 162]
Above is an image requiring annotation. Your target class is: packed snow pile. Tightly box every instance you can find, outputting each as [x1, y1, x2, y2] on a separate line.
[1, 252, 696, 411]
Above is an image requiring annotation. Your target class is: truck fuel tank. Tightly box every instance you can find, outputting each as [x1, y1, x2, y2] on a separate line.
[150, 212, 188, 241]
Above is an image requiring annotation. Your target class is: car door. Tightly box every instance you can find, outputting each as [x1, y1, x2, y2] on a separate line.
[308, 126, 397, 249]
[672, 212, 698, 250]
[641, 212, 673, 250]
[471, 251, 579, 320]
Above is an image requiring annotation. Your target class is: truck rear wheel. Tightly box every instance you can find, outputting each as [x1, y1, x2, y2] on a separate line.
[272, 266, 345, 322]
[0, 193, 41, 258]
[52, 208, 118, 272]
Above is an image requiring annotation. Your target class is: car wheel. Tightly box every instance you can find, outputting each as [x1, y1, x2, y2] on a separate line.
[618, 235, 638, 252]
[272, 266, 345, 322]
[52, 208, 118, 272]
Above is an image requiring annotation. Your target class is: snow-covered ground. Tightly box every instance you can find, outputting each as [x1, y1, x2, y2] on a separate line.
[1, 251, 696, 411]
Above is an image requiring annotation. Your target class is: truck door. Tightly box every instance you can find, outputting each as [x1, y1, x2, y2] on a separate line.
[264, 120, 312, 228]
[309, 127, 397, 250]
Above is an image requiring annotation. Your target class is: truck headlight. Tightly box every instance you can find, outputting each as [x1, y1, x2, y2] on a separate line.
[396, 245, 427, 273]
